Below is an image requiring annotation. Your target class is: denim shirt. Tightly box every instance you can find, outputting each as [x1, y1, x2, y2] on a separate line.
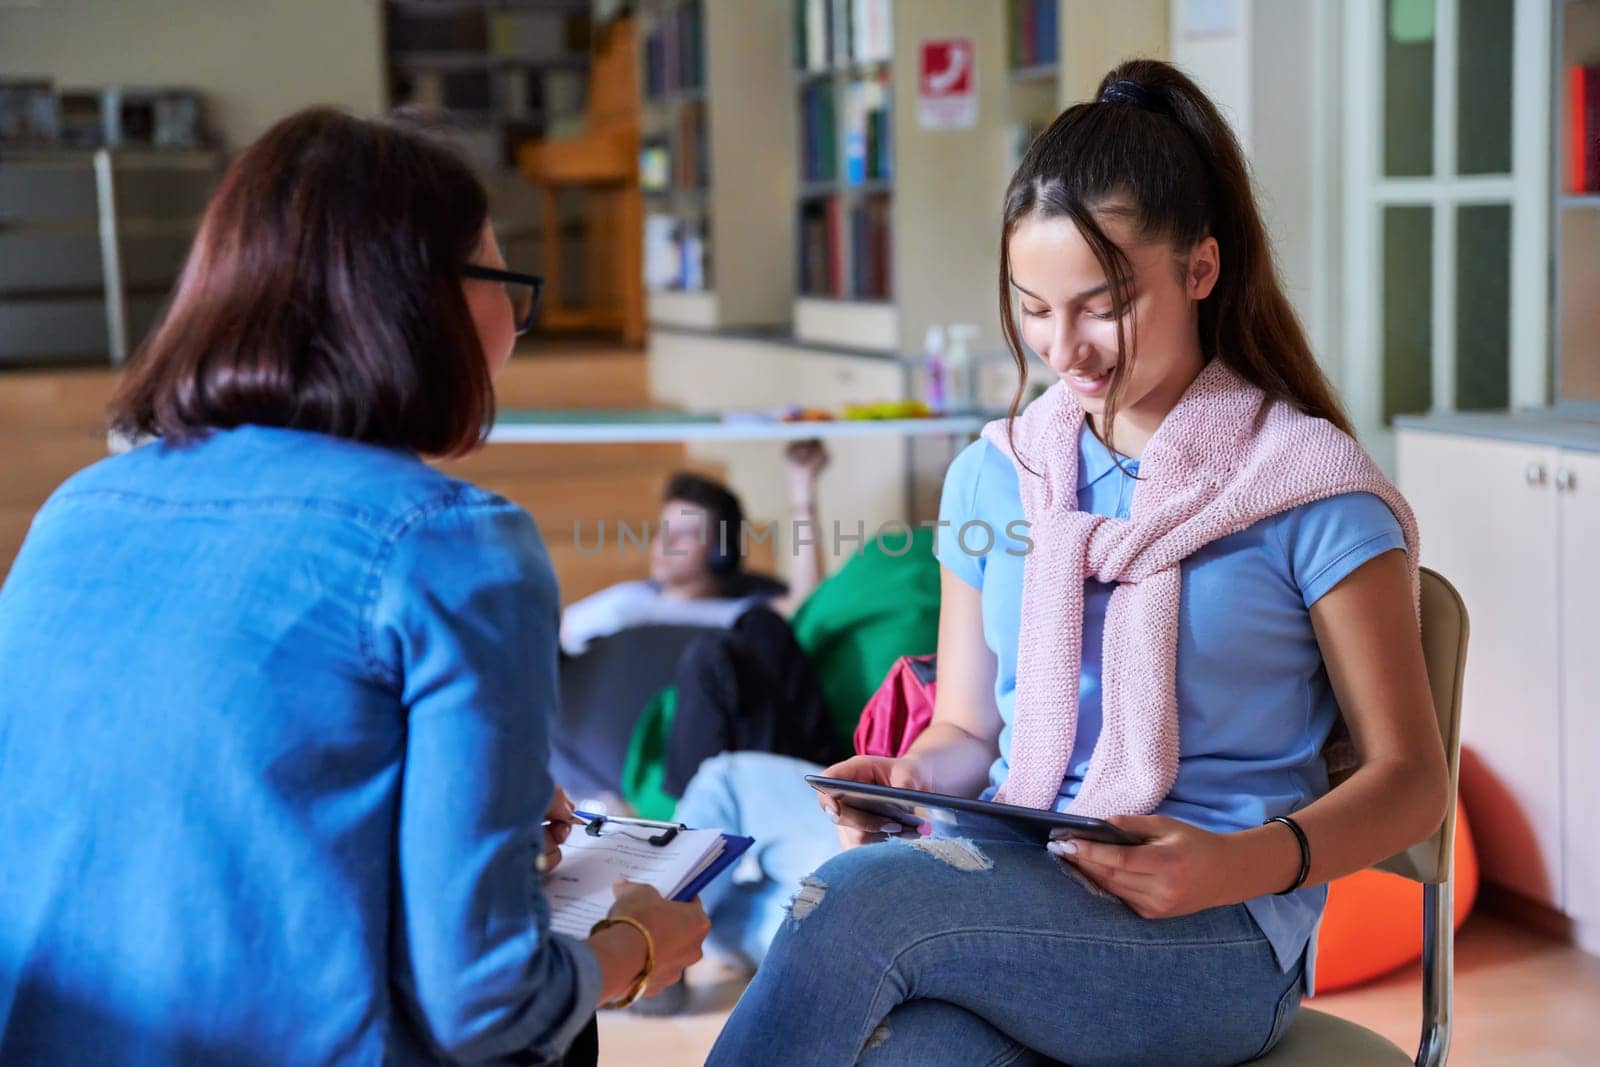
[0, 425, 598, 1064]
[936, 429, 1408, 995]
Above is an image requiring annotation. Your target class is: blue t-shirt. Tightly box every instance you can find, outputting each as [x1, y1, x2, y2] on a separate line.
[935, 425, 1407, 993]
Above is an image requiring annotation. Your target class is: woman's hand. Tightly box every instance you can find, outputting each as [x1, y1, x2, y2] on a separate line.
[815, 754, 929, 849]
[537, 785, 576, 874]
[605, 881, 712, 996]
[1049, 814, 1243, 919]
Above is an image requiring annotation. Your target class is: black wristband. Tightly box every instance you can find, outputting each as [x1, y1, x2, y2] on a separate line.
[1267, 815, 1311, 895]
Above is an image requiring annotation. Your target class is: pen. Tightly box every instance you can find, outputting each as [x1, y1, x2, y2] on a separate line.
[542, 812, 591, 828]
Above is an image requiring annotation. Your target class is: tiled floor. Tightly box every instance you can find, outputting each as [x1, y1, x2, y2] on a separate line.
[595, 912, 1600, 1064]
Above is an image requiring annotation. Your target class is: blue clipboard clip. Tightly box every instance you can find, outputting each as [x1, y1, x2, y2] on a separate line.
[574, 810, 687, 848]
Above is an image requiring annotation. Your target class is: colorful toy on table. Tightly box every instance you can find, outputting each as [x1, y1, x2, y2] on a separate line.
[719, 405, 833, 425]
[840, 399, 933, 421]
[779, 406, 836, 422]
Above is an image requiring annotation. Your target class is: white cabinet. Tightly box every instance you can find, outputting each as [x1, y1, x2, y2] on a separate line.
[1559, 451, 1600, 947]
[1398, 431, 1565, 907]
[1398, 427, 1600, 955]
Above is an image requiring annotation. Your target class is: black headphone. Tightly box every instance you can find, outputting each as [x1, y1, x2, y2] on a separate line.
[707, 521, 737, 574]
[662, 472, 744, 577]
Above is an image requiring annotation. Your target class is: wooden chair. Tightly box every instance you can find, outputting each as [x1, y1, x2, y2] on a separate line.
[1256, 567, 1470, 1066]
[516, 14, 644, 345]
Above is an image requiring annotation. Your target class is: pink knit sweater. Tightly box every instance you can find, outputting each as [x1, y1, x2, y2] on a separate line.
[980, 358, 1421, 816]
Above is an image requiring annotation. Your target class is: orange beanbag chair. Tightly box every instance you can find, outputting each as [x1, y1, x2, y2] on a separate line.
[1311, 797, 1477, 994]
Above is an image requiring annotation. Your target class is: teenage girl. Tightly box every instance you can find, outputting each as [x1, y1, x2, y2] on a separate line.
[706, 59, 1447, 1067]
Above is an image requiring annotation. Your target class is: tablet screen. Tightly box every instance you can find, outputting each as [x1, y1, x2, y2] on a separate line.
[805, 775, 1143, 845]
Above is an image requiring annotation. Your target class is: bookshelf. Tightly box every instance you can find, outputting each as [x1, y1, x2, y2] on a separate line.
[1007, 0, 1061, 83]
[0, 148, 221, 366]
[785, 0, 1166, 355]
[638, 0, 795, 330]
[1556, 0, 1600, 408]
[645, 0, 1169, 540]
[384, 0, 593, 172]
[791, 0, 895, 349]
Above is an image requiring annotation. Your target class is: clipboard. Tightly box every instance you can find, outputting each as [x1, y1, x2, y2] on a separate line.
[570, 810, 754, 902]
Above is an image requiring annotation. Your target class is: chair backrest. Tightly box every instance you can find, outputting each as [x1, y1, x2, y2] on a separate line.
[1375, 567, 1470, 884]
[585, 14, 639, 133]
[551, 623, 713, 799]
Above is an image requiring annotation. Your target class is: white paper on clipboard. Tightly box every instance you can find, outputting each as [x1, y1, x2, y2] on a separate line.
[541, 825, 726, 939]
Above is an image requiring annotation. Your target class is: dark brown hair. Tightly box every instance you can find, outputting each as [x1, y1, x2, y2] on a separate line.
[998, 59, 1354, 469]
[663, 471, 745, 572]
[110, 107, 494, 457]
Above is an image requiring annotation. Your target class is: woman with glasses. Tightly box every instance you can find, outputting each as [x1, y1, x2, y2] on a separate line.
[0, 108, 708, 1066]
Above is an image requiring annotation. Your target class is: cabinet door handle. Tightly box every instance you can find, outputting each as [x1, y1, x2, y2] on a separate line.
[1526, 462, 1548, 486]
[1555, 468, 1576, 493]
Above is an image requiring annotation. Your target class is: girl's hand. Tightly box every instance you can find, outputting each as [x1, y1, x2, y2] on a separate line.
[815, 754, 928, 849]
[1048, 814, 1240, 919]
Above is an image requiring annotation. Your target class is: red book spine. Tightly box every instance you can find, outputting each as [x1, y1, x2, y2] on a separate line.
[1568, 67, 1585, 193]
[826, 196, 843, 297]
[1586, 67, 1600, 192]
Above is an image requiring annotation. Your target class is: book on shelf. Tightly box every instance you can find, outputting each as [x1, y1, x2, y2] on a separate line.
[1009, 0, 1059, 72]
[801, 79, 839, 183]
[798, 198, 832, 296]
[798, 193, 888, 300]
[645, 0, 705, 98]
[842, 72, 891, 185]
[487, 10, 572, 63]
[672, 99, 709, 189]
[639, 139, 671, 192]
[544, 68, 586, 120]
[827, 196, 845, 296]
[1568, 65, 1600, 194]
[644, 213, 709, 292]
[682, 221, 707, 290]
[645, 213, 680, 290]
[849, 192, 891, 300]
[795, 0, 892, 72]
[851, 0, 893, 65]
[797, 0, 827, 71]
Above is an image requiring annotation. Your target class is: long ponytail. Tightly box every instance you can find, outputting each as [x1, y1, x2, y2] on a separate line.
[998, 59, 1353, 470]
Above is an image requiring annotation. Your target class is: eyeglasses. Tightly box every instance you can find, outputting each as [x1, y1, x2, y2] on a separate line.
[462, 264, 545, 336]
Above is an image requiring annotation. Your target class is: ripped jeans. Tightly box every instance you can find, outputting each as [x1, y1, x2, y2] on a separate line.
[673, 752, 840, 967]
[705, 807, 1303, 1067]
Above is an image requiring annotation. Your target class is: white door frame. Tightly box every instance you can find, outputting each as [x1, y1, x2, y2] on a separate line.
[1340, 0, 1550, 471]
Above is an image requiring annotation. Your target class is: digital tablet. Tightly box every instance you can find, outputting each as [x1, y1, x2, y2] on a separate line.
[804, 775, 1144, 845]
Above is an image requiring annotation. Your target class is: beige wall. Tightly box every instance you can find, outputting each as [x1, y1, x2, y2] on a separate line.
[1170, 0, 1340, 380]
[1057, 0, 1169, 108]
[0, 0, 387, 150]
[889, 0, 1013, 360]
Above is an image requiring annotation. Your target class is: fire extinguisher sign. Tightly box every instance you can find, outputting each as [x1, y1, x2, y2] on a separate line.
[917, 38, 977, 130]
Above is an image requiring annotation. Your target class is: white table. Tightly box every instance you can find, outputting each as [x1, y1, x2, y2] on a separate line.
[485, 410, 999, 517]
[486, 410, 996, 444]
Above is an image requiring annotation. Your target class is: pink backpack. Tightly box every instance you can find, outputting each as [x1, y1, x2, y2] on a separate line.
[853, 654, 938, 758]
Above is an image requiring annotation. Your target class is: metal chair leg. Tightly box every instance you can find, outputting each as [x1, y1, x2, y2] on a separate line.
[1415, 879, 1454, 1066]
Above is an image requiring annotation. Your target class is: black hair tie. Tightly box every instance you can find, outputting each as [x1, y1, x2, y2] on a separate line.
[1099, 78, 1166, 117]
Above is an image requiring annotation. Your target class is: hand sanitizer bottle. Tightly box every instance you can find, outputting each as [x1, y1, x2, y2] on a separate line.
[946, 324, 979, 412]
[923, 324, 948, 412]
